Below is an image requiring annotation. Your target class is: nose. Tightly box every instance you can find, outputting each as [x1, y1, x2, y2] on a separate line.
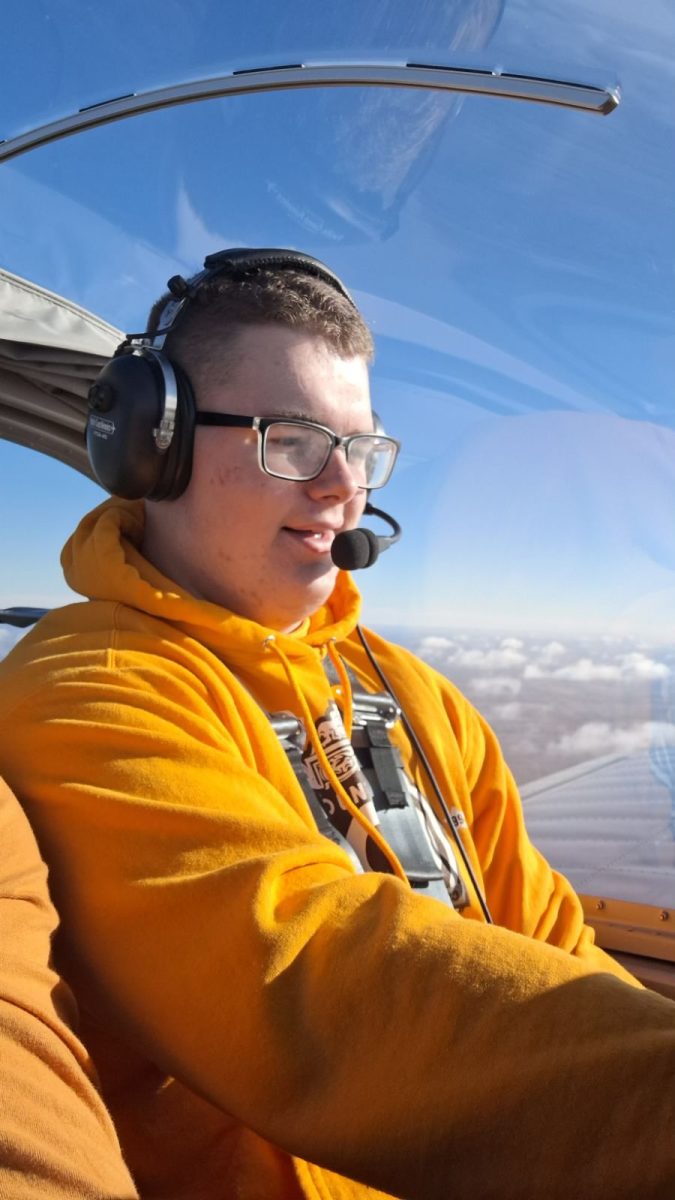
[305, 445, 362, 503]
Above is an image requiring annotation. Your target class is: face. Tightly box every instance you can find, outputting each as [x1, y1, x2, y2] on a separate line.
[151, 324, 372, 630]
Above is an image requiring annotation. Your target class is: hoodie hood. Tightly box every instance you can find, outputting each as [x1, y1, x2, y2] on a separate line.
[61, 495, 362, 673]
[59, 497, 406, 879]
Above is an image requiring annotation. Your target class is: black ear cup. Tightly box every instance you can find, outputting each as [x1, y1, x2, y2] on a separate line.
[86, 350, 196, 501]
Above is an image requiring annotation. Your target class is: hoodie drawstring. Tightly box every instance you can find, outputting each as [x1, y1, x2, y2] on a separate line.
[263, 636, 408, 885]
[326, 639, 353, 739]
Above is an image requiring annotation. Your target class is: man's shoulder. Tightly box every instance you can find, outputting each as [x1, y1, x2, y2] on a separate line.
[353, 625, 479, 718]
[0, 598, 198, 708]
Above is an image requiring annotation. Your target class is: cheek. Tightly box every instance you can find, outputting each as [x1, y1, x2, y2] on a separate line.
[348, 490, 368, 526]
[206, 466, 292, 543]
[187, 441, 295, 541]
[209, 445, 249, 483]
[193, 433, 252, 489]
[183, 459, 252, 549]
[201, 456, 259, 513]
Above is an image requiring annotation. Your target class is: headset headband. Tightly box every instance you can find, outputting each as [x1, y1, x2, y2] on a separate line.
[144, 247, 357, 351]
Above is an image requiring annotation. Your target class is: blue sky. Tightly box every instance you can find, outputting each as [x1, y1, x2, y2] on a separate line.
[1, 0, 674, 635]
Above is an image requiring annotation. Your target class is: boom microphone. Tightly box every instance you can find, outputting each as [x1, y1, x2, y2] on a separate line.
[331, 503, 402, 570]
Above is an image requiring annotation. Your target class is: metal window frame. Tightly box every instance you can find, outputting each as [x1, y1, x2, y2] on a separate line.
[581, 893, 675, 964]
[0, 62, 620, 165]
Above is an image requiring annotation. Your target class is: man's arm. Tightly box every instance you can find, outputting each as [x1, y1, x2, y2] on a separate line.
[0, 777, 138, 1199]
[1, 657, 674, 1200]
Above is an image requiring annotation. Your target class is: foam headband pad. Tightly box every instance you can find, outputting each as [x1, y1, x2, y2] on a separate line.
[200, 248, 357, 308]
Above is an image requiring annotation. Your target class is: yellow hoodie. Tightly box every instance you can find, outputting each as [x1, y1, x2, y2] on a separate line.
[1, 497, 674, 1200]
[0, 776, 137, 1199]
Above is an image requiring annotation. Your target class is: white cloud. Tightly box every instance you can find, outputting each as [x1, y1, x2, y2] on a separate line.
[525, 652, 670, 683]
[454, 647, 526, 670]
[493, 702, 522, 721]
[416, 635, 457, 664]
[618, 652, 670, 681]
[548, 721, 675, 757]
[553, 658, 622, 682]
[418, 636, 455, 652]
[538, 640, 567, 664]
[469, 676, 522, 697]
[414, 634, 671, 695]
[500, 637, 523, 651]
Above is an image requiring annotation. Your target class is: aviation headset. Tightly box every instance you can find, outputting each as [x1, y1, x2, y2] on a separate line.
[85, 247, 361, 502]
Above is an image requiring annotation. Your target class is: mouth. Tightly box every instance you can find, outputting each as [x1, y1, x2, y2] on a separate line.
[282, 526, 337, 555]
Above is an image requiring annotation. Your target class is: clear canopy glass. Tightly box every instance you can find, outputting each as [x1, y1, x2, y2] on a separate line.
[1, 0, 674, 912]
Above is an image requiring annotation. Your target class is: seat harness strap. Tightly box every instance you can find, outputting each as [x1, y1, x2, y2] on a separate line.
[270, 671, 466, 909]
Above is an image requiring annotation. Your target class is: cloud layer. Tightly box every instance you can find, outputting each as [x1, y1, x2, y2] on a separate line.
[416, 631, 671, 687]
[409, 626, 675, 788]
[548, 720, 675, 757]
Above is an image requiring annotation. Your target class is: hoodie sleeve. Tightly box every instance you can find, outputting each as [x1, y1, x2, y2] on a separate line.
[0, 777, 138, 1200]
[1, 651, 675, 1200]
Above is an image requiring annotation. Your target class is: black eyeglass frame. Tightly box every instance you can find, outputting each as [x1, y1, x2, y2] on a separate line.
[194, 411, 400, 488]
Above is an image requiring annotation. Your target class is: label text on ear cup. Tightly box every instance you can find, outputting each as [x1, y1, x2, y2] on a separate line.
[88, 415, 116, 439]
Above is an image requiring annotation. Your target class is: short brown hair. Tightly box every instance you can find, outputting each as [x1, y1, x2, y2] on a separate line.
[146, 266, 374, 398]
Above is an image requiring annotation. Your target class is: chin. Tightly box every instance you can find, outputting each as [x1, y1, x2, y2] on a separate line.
[276, 570, 338, 629]
[306, 561, 339, 597]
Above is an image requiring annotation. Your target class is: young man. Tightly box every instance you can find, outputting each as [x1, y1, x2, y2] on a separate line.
[0, 249, 674, 1200]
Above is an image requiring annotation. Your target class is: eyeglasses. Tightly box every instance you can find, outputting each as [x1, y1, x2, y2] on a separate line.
[193, 412, 400, 489]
